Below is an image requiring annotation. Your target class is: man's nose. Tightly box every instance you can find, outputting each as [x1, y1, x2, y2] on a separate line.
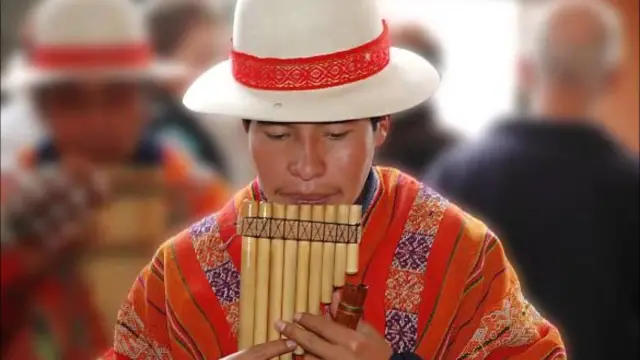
[288, 141, 326, 181]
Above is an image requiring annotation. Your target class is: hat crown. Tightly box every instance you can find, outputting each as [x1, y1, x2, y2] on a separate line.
[233, 0, 384, 58]
[32, 0, 146, 47]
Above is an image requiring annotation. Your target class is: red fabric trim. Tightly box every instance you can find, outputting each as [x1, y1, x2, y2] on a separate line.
[30, 43, 152, 70]
[354, 173, 419, 335]
[172, 231, 233, 357]
[230, 21, 390, 91]
[415, 206, 463, 356]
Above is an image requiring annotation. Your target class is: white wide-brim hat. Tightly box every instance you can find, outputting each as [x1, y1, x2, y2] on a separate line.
[1, 54, 185, 93]
[183, 0, 440, 123]
[1, 0, 186, 93]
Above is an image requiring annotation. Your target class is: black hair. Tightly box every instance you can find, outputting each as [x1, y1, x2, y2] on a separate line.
[242, 117, 384, 132]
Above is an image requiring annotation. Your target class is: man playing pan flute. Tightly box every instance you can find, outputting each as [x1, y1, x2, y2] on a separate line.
[4, 0, 231, 217]
[105, 0, 566, 359]
[0, 0, 230, 358]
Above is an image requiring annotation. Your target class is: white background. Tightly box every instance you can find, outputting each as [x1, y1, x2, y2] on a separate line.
[378, 0, 522, 138]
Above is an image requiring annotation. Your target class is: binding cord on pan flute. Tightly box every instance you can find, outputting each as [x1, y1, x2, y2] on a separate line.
[236, 200, 368, 358]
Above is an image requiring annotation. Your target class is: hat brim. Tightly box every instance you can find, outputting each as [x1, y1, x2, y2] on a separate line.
[1, 60, 187, 93]
[183, 47, 440, 122]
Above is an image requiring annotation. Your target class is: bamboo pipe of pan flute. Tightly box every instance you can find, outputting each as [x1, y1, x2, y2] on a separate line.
[253, 202, 272, 346]
[280, 205, 299, 360]
[321, 205, 337, 304]
[293, 205, 311, 356]
[307, 205, 324, 315]
[294, 205, 311, 315]
[267, 204, 285, 345]
[333, 205, 350, 287]
[238, 200, 258, 350]
[346, 205, 362, 274]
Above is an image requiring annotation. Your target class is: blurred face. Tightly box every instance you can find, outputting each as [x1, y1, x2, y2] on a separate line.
[37, 80, 148, 162]
[521, 5, 620, 97]
[249, 118, 389, 205]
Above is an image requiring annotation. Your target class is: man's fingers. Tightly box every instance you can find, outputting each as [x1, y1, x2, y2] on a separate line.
[276, 320, 341, 359]
[241, 339, 297, 359]
[293, 312, 357, 348]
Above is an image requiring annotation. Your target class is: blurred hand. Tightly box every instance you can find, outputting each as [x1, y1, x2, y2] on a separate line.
[219, 339, 297, 360]
[2, 156, 108, 250]
[0, 157, 109, 352]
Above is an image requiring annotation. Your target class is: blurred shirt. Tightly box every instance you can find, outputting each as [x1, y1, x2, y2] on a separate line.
[423, 115, 639, 359]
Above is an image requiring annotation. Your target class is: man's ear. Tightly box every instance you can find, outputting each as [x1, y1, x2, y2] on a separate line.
[374, 115, 390, 147]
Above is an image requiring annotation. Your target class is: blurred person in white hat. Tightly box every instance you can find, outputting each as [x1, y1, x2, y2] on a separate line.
[104, 1, 565, 359]
[425, 0, 638, 358]
[0, 0, 232, 358]
[2, 0, 230, 215]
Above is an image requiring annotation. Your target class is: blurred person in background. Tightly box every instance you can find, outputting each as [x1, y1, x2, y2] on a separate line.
[0, 0, 231, 358]
[424, 0, 638, 358]
[375, 20, 457, 178]
[144, 0, 231, 178]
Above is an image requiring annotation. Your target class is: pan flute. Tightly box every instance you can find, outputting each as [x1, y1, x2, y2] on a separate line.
[237, 200, 363, 358]
[93, 166, 171, 250]
[88, 166, 189, 334]
[84, 166, 186, 334]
